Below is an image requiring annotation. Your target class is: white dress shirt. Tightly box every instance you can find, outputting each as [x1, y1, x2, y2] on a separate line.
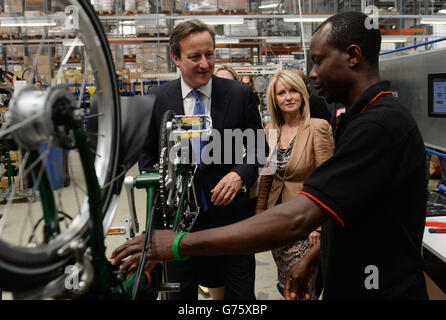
[180, 77, 212, 116]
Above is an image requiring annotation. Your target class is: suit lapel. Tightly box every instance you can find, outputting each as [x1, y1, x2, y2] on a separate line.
[210, 76, 230, 131]
[284, 119, 310, 177]
[165, 78, 184, 115]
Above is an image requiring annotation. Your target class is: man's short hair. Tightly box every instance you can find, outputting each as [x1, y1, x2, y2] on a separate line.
[169, 19, 216, 58]
[315, 12, 381, 67]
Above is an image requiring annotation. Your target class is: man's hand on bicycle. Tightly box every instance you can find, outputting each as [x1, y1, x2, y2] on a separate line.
[110, 230, 179, 269]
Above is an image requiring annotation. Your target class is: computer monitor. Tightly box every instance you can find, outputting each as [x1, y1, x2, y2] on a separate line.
[428, 73, 446, 118]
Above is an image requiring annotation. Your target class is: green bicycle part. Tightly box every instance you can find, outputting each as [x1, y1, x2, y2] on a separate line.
[29, 150, 60, 242]
[122, 269, 148, 299]
[135, 172, 164, 230]
[121, 262, 162, 300]
[65, 111, 114, 293]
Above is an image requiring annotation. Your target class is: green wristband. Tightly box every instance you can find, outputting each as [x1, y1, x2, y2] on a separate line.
[172, 232, 190, 261]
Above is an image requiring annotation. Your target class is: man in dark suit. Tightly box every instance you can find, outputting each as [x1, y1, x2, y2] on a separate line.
[137, 19, 264, 300]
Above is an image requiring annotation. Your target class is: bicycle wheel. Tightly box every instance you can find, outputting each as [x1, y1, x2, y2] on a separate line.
[0, 1, 120, 296]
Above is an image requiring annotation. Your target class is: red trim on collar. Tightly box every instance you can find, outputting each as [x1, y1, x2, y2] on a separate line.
[300, 191, 345, 227]
[360, 91, 393, 113]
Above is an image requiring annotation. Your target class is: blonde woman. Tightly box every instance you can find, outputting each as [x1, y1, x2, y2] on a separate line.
[256, 70, 334, 298]
[215, 65, 239, 81]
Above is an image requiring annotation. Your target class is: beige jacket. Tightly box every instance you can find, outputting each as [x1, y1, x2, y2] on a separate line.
[256, 118, 334, 212]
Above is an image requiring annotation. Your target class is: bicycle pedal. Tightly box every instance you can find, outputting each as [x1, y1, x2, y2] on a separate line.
[108, 219, 134, 240]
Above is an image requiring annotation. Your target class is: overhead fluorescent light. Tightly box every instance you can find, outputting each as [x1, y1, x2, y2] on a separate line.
[266, 37, 300, 43]
[215, 37, 240, 44]
[420, 18, 446, 24]
[182, 16, 244, 25]
[283, 16, 329, 23]
[119, 20, 136, 25]
[382, 36, 407, 43]
[259, 3, 279, 9]
[0, 17, 57, 27]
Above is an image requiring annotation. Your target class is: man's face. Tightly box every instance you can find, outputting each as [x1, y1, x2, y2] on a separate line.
[309, 24, 350, 104]
[173, 31, 215, 89]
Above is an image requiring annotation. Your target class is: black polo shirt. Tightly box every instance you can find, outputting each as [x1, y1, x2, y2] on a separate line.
[309, 92, 332, 124]
[301, 81, 428, 299]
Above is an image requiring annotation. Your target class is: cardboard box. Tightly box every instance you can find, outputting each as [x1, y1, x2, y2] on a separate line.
[92, 0, 115, 13]
[224, 20, 257, 37]
[2, 177, 9, 189]
[129, 69, 141, 80]
[3, 0, 23, 13]
[24, 56, 51, 67]
[218, 0, 248, 11]
[125, 0, 151, 13]
[9, 150, 18, 162]
[161, 0, 183, 11]
[185, 0, 218, 12]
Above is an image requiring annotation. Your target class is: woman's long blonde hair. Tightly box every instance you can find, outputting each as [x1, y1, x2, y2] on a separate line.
[266, 70, 310, 130]
[215, 64, 239, 81]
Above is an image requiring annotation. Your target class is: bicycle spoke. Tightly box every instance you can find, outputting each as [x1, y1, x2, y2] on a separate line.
[84, 113, 104, 119]
[0, 110, 46, 140]
[53, 35, 81, 86]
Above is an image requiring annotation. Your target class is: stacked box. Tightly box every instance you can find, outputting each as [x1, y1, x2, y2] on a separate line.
[160, 0, 184, 12]
[125, 0, 150, 13]
[117, 67, 131, 82]
[3, 0, 23, 13]
[91, 0, 115, 13]
[124, 0, 137, 12]
[216, 48, 251, 59]
[62, 68, 83, 84]
[129, 68, 141, 81]
[6, 45, 24, 58]
[218, 0, 248, 12]
[136, 45, 169, 74]
[224, 20, 257, 37]
[184, 0, 218, 13]
[264, 18, 297, 36]
[24, 0, 46, 11]
[135, 17, 168, 35]
[1, 176, 23, 191]
[0, 12, 13, 38]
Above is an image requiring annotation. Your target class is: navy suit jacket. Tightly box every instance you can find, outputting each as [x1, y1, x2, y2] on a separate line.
[138, 75, 266, 227]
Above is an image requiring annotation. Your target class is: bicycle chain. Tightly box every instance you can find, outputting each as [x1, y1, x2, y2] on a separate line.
[158, 146, 170, 228]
